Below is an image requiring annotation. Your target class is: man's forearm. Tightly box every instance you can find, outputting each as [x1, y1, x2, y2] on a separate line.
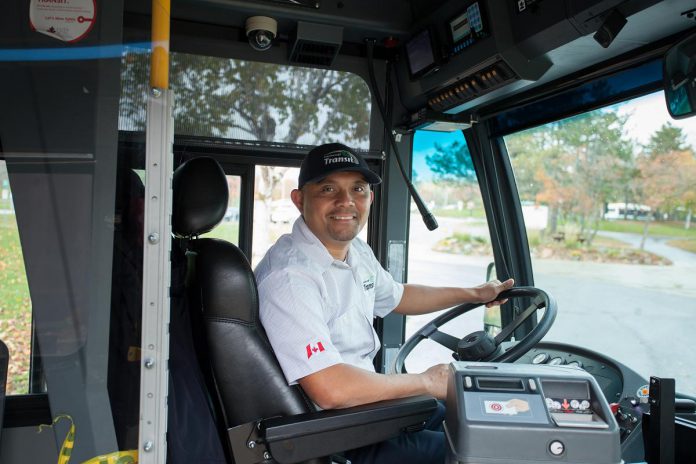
[299, 363, 447, 409]
[393, 284, 479, 315]
[394, 279, 514, 315]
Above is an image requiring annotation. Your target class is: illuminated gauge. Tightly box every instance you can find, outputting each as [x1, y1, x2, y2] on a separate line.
[532, 353, 550, 364]
[549, 357, 565, 365]
[567, 360, 583, 369]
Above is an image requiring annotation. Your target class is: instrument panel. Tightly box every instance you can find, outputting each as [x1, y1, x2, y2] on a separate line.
[515, 341, 651, 454]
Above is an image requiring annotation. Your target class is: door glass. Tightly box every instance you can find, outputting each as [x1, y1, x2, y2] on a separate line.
[405, 131, 495, 373]
[504, 91, 696, 394]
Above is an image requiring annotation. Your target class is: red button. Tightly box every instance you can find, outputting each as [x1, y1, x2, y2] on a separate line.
[610, 403, 620, 415]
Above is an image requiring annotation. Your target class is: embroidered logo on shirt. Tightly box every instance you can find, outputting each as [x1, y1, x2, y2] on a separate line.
[306, 341, 325, 359]
[362, 276, 375, 291]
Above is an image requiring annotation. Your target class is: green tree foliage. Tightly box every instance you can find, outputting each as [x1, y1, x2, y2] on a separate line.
[643, 122, 690, 157]
[120, 51, 370, 145]
[425, 140, 476, 183]
[506, 110, 635, 241]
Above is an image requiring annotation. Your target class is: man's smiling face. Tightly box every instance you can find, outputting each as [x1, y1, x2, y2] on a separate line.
[291, 171, 373, 251]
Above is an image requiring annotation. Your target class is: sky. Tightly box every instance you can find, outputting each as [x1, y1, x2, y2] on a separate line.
[412, 90, 696, 182]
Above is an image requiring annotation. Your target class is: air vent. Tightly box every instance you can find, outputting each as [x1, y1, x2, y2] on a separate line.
[428, 61, 518, 112]
[289, 21, 343, 67]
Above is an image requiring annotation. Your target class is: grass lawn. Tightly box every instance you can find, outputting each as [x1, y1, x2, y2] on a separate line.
[200, 221, 240, 244]
[598, 220, 696, 238]
[0, 215, 32, 394]
[668, 238, 696, 254]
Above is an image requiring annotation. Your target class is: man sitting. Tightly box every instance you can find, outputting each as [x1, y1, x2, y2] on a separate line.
[256, 143, 513, 464]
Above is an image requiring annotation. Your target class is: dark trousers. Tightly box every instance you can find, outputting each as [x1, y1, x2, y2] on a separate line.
[344, 401, 446, 464]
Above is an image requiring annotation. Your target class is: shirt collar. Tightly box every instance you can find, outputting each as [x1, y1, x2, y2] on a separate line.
[292, 217, 351, 270]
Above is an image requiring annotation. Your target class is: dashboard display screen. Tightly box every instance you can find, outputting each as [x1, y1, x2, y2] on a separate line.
[405, 29, 437, 78]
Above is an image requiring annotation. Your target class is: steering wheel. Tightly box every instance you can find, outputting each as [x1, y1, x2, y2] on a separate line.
[390, 287, 557, 374]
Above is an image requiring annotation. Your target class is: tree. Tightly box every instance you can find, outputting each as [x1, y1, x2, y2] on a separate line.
[638, 150, 696, 239]
[555, 111, 634, 243]
[425, 140, 476, 182]
[506, 110, 634, 242]
[643, 122, 690, 157]
[424, 140, 478, 209]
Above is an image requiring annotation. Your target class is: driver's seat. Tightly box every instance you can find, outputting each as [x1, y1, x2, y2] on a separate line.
[171, 157, 437, 464]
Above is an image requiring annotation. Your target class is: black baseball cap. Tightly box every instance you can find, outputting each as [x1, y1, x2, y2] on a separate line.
[298, 143, 382, 189]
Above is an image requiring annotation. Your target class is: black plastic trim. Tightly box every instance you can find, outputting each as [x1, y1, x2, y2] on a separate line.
[4, 394, 51, 428]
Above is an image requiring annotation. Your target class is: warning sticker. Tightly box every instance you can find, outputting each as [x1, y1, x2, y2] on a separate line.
[30, 0, 96, 43]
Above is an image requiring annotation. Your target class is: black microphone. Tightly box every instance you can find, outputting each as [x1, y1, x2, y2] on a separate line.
[365, 38, 439, 231]
[410, 185, 439, 231]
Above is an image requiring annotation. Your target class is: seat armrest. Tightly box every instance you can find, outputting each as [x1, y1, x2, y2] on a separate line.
[229, 395, 437, 464]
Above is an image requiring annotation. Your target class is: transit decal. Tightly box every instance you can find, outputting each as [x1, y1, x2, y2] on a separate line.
[30, 0, 96, 43]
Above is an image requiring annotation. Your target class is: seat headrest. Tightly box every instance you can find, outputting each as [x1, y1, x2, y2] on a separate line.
[172, 157, 229, 238]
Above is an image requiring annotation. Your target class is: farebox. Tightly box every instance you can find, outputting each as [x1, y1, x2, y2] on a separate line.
[444, 362, 621, 464]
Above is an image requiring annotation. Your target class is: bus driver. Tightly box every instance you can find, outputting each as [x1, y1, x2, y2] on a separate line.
[256, 143, 514, 464]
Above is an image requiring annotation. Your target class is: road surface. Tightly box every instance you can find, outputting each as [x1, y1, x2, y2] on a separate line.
[404, 217, 696, 394]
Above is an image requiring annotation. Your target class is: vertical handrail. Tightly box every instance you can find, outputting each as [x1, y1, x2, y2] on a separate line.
[150, 0, 170, 89]
[139, 1, 173, 462]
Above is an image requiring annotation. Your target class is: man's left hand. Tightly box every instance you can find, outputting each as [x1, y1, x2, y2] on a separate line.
[474, 278, 515, 307]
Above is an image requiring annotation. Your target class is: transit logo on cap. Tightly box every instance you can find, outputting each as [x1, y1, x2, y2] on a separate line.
[324, 150, 359, 166]
[298, 142, 382, 189]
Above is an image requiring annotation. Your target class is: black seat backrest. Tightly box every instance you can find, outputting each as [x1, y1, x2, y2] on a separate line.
[171, 157, 314, 430]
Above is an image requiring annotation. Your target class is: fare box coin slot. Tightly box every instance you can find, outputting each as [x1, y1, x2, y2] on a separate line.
[476, 377, 525, 391]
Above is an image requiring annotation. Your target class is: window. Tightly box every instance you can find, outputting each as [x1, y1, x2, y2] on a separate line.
[200, 175, 242, 245]
[405, 131, 495, 372]
[120, 52, 372, 149]
[0, 161, 32, 394]
[504, 91, 696, 394]
[252, 166, 300, 267]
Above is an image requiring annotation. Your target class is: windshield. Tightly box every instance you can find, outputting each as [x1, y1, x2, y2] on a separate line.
[504, 91, 696, 394]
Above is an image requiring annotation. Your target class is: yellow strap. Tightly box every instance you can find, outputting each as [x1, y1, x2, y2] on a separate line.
[83, 450, 138, 464]
[38, 415, 138, 464]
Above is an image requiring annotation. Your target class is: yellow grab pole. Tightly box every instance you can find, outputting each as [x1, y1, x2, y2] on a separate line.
[150, 0, 170, 89]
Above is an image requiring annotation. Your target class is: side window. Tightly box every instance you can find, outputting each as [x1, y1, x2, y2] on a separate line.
[252, 166, 300, 267]
[200, 174, 242, 244]
[504, 91, 696, 395]
[0, 161, 32, 394]
[405, 131, 496, 372]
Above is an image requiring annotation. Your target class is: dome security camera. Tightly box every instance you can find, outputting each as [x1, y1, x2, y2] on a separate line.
[245, 16, 277, 52]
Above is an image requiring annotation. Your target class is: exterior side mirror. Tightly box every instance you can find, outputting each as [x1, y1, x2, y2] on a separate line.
[664, 33, 696, 119]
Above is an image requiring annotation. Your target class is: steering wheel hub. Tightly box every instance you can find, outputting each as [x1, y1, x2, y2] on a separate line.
[458, 330, 498, 361]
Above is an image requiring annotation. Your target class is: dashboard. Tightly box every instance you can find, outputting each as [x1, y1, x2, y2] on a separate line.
[515, 341, 650, 461]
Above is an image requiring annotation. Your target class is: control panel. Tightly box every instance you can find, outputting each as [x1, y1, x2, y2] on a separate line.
[445, 362, 621, 463]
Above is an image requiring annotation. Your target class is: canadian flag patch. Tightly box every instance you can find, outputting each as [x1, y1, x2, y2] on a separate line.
[306, 341, 325, 359]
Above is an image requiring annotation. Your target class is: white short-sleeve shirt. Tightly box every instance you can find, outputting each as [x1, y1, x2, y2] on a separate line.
[255, 218, 404, 385]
